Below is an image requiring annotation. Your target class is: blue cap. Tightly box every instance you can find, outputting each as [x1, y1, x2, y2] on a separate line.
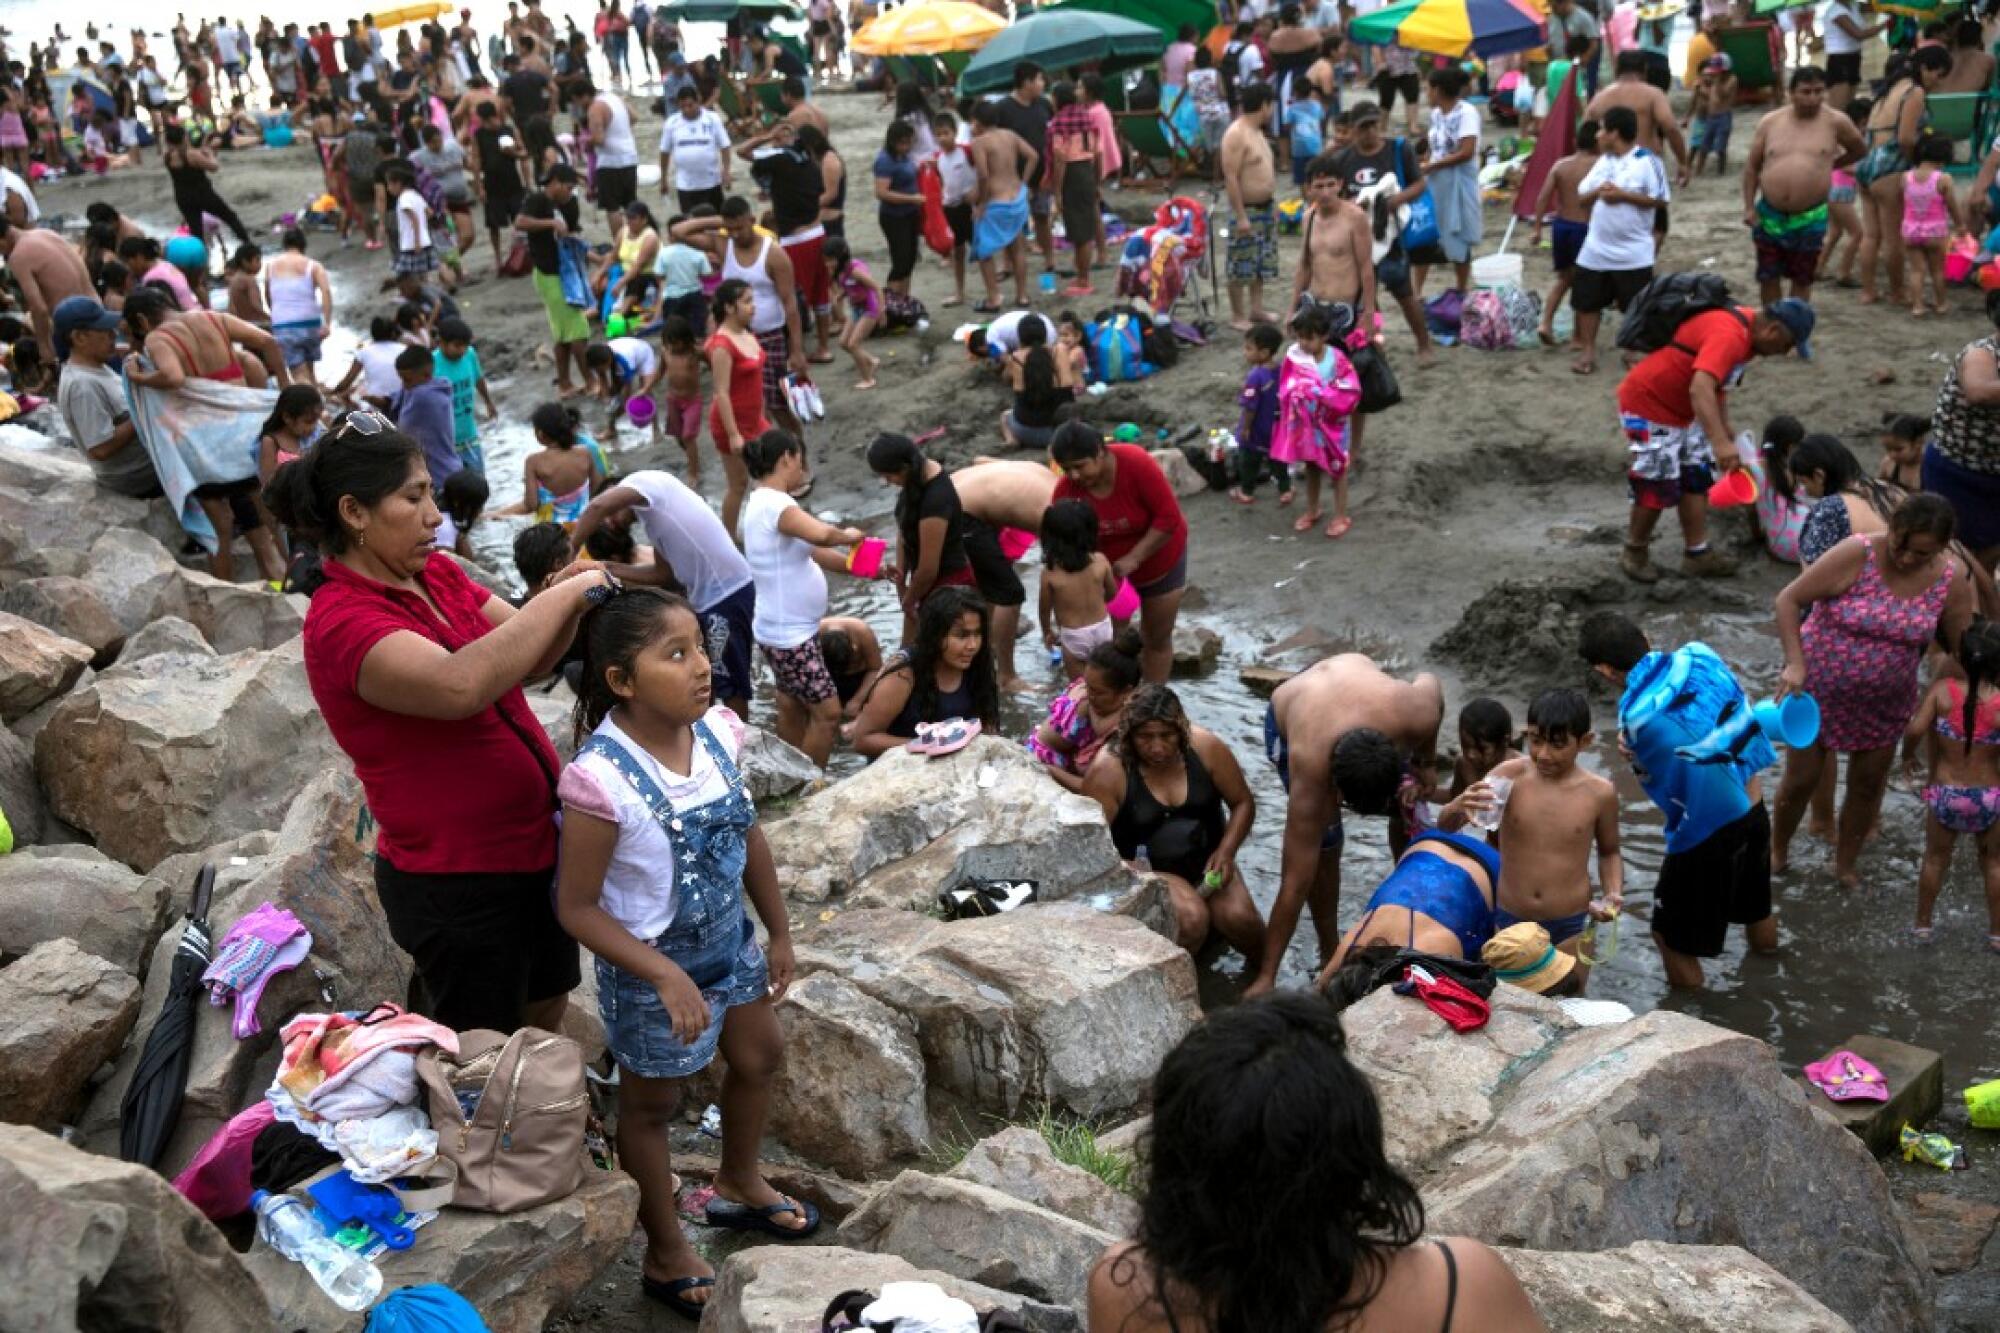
[51, 295, 121, 361]
[1766, 297, 1814, 361]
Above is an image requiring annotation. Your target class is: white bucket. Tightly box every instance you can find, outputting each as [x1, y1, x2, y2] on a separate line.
[1472, 252, 1524, 289]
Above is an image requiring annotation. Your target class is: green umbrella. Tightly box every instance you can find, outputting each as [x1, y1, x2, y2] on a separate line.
[1044, 0, 1219, 42]
[654, 0, 802, 21]
[958, 9, 1169, 93]
[1751, 0, 1818, 12]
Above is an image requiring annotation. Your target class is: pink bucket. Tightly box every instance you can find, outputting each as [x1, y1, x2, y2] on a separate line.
[847, 536, 887, 578]
[1108, 579, 1140, 619]
[997, 526, 1038, 561]
[626, 395, 656, 427]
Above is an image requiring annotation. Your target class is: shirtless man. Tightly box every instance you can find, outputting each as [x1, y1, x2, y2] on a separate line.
[1741, 66, 1865, 305]
[1530, 118, 1601, 349]
[1248, 653, 1446, 996]
[1584, 51, 1689, 188]
[969, 102, 1038, 311]
[1221, 83, 1280, 330]
[1438, 687, 1623, 989]
[780, 77, 829, 138]
[1288, 153, 1382, 476]
[950, 457, 1057, 692]
[0, 218, 94, 359]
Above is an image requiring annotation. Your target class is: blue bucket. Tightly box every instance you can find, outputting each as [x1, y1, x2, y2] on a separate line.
[1752, 694, 1820, 748]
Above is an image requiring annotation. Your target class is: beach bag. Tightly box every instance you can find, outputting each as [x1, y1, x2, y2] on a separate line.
[498, 232, 531, 278]
[1423, 288, 1464, 339]
[416, 1027, 587, 1213]
[1350, 341, 1402, 414]
[918, 161, 953, 257]
[821, 1287, 1028, 1332]
[883, 289, 928, 331]
[1613, 272, 1738, 354]
[1460, 289, 1514, 350]
[1500, 285, 1544, 348]
[1394, 138, 1439, 251]
[1090, 314, 1154, 382]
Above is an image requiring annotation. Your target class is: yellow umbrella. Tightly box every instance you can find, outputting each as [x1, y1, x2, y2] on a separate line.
[368, 2, 455, 30]
[852, 0, 1008, 56]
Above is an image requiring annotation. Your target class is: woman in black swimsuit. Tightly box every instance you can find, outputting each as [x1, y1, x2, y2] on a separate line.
[850, 586, 1000, 759]
[1081, 685, 1265, 967]
[1087, 994, 1546, 1333]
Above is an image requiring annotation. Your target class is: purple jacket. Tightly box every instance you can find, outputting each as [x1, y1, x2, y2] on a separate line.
[392, 377, 462, 489]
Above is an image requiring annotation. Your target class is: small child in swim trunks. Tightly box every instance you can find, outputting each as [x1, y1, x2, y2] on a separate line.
[1905, 619, 2000, 952]
[660, 315, 706, 485]
[1037, 498, 1121, 678]
[1450, 696, 1516, 799]
[1441, 686, 1623, 987]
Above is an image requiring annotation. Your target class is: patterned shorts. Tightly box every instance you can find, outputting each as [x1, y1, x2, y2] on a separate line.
[755, 326, 791, 420]
[1923, 784, 2000, 835]
[1227, 205, 1279, 284]
[393, 244, 438, 276]
[1622, 415, 1717, 510]
[762, 636, 837, 704]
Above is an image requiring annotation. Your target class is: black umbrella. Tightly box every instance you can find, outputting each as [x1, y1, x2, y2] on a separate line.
[119, 864, 216, 1168]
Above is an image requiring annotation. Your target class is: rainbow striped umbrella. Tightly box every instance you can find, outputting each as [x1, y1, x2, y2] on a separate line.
[1348, 0, 1551, 60]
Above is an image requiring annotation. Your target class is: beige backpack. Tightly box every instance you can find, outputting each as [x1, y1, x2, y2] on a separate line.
[417, 1027, 588, 1213]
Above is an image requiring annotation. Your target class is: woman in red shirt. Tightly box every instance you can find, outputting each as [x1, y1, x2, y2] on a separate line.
[707, 277, 768, 539]
[1051, 421, 1190, 683]
[270, 415, 616, 1035]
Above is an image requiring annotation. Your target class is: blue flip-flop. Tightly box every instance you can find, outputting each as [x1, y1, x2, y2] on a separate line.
[641, 1274, 714, 1320]
[703, 1195, 821, 1239]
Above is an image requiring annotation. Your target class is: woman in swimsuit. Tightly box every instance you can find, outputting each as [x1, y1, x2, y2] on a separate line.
[496, 401, 604, 525]
[850, 586, 1001, 760]
[706, 279, 768, 539]
[1856, 46, 1950, 308]
[1318, 829, 1501, 974]
[1082, 684, 1267, 967]
[1087, 993, 1546, 1333]
[1906, 618, 2000, 951]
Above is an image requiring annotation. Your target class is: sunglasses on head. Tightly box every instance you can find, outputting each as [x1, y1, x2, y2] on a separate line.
[332, 408, 392, 441]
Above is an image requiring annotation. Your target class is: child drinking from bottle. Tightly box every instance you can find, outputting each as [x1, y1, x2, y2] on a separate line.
[555, 585, 817, 1322]
[1905, 618, 2000, 951]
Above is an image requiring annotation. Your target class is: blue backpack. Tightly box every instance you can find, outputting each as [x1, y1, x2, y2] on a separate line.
[1088, 314, 1156, 383]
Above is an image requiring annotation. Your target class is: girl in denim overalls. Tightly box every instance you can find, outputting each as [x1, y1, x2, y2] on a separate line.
[554, 586, 816, 1320]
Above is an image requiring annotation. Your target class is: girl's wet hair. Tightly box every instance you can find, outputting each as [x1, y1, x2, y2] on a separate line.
[1088, 625, 1145, 691]
[1117, 993, 1424, 1331]
[571, 586, 697, 746]
[661, 314, 695, 349]
[1458, 696, 1513, 748]
[1040, 498, 1099, 572]
[265, 429, 424, 553]
[1956, 618, 2000, 755]
[1291, 303, 1332, 339]
[439, 468, 490, 526]
[261, 383, 324, 443]
[905, 586, 999, 729]
[866, 433, 929, 530]
[531, 402, 582, 447]
[824, 235, 853, 273]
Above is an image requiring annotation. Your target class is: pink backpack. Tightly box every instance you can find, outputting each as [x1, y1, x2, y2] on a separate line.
[1461, 289, 1515, 350]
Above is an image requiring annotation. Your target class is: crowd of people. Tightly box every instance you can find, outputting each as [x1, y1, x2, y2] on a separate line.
[11, 1, 2000, 1328]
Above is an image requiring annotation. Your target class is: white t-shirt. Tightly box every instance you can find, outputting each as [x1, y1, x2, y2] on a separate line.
[660, 110, 731, 191]
[215, 26, 243, 63]
[624, 470, 754, 612]
[1428, 100, 1482, 161]
[396, 190, 431, 251]
[556, 705, 747, 939]
[1232, 42, 1266, 84]
[609, 336, 658, 383]
[1578, 145, 1669, 271]
[1821, 0, 1867, 55]
[354, 341, 407, 398]
[936, 145, 977, 206]
[742, 486, 827, 649]
[985, 309, 1056, 355]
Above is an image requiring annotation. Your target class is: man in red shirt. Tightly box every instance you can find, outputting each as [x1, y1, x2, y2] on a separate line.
[1616, 297, 1813, 582]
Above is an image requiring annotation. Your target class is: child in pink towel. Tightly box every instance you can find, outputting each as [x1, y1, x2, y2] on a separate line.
[1270, 303, 1362, 539]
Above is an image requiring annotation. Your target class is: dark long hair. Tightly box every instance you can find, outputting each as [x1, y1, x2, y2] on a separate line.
[1792, 434, 1901, 522]
[1954, 618, 2000, 755]
[866, 432, 934, 551]
[1116, 683, 1192, 782]
[571, 586, 696, 746]
[265, 428, 424, 553]
[1116, 993, 1425, 1332]
[261, 383, 324, 445]
[1018, 312, 1057, 402]
[905, 586, 998, 730]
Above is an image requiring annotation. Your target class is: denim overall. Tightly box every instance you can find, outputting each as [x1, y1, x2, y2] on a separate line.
[582, 720, 768, 1079]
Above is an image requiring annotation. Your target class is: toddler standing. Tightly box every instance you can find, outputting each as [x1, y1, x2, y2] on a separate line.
[1228, 321, 1292, 505]
[1902, 133, 1960, 318]
[1271, 304, 1361, 538]
[660, 316, 707, 486]
[1037, 498, 1121, 677]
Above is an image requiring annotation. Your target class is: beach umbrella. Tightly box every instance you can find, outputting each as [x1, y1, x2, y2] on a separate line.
[1046, 0, 1220, 43]
[118, 864, 216, 1169]
[654, 0, 805, 21]
[958, 9, 1168, 94]
[1513, 65, 1579, 221]
[365, 2, 455, 29]
[1750, 0, 1818, 12]
[1347, 0, 1552, 60]
[853, 2, 1008, 56]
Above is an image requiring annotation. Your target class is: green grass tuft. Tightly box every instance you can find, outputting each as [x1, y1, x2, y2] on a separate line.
[1028, 1104, 1138, 1196]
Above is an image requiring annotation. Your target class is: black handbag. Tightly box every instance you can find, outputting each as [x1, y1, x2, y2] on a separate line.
[1350, 340, 1402, 415]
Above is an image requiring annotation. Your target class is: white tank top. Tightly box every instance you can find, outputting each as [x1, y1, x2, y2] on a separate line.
[267, 263, 323, 326]
[722, 235, 786, 333]
[596, 94, 639, 169]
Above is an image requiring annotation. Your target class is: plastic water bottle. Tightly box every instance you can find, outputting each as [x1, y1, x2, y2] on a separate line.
[252, 1190, 383, 1313]
[1133, 845, 1152, 875]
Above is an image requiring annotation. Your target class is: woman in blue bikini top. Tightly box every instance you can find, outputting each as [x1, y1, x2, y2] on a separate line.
[1316, 830, 1501, 981]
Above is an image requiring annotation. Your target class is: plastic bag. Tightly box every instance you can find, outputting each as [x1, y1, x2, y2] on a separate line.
[334, 1106, 439, 1185]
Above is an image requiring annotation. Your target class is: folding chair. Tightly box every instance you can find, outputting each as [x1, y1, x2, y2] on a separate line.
[1926, 91, 1986, 178]
[747, 77, 787, 125]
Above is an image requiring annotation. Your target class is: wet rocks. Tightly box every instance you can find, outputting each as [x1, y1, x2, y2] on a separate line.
[0, 1124, 272, 1333]
[247, 1170, 639, 1333]
[838, 1170, 1116, 1309]
[703, 1245, 1021, 1333]
[947, 1126, 1138, 1235]
[0, 726, 46, 845]
[0, 844, 171, 975]
[741, 724, 822, 801]
[35, 639, 338, 870]
[1169, 625, 1222, 677]
[1905, 1191, 2000, 1276]
[0, 610, 92, 722]
[0, 940, 141, 1127]
[764, 737, 1130, 909]
[770, 971, 930, 1178]
[0, 576, 126, 666]
[1505, 1240, 1854, 1331]
[797, 903, 1198, 1122]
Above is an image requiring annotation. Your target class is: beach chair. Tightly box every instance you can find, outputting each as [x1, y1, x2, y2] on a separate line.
[1118, 111, 1191, 188]
[716, 77, 758, 135]
[1926, 91, 1985, 177]
[1715, 23, 1780, 96]
[748, 77, 786, 124]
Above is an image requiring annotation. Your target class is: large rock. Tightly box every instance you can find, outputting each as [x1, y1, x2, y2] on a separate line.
[0, 725, 46, 845]
[741, 724, 821, 801]
[765, 737, 1130, 909]
[0, 478, 162, 561]
[0, 940, 140, 1126]
[79, 769, 411, 1173]
[80, 528, 183, 633]
[0, 610, 92, 722]
[1169, 625, 1222, 677]
[115, 615, 218, 666]
[947, 1125, 1138, 1235]
[0, 439, 94, 492]
[35, 638, 339, 870]
[1423, 1008, 1933, 1333]
[798, 903, 1199, 1121]
[837, 1170, 1116, 1310]
[770, 971, 930, 1177]
[0, 576, 126, 666]
[0, 1124, 271, 1333]
[703, 1245, 1024, 1333]
[1505, 1241, 1854, 1331]
[247, 1170, 638, 1333]
[152, 565, 307, 654]
[0, 844, 171, 975]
